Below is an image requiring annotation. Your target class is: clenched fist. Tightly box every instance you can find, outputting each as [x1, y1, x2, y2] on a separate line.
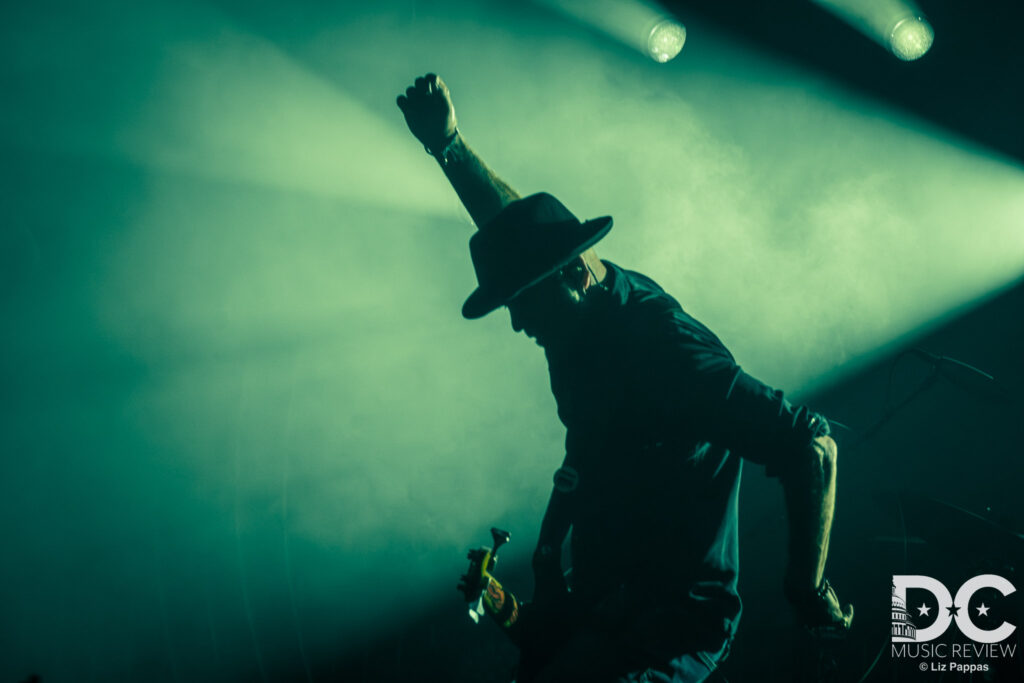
[396, 73, 458, 155]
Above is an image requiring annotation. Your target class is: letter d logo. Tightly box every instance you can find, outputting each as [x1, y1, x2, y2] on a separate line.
[893, 575, 953, 642]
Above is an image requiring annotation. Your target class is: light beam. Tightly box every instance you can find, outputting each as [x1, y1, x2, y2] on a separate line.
[813, 0, 935, 61]
[531, 0, 687, 63]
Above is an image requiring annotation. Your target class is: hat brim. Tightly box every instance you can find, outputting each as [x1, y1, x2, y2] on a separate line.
[461, 215, 613, 320]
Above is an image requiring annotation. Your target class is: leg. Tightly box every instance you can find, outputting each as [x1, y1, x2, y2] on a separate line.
[528, 624, 632, 683]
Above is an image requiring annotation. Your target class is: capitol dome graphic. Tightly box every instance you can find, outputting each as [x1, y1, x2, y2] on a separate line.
[892, 583, 918, 642]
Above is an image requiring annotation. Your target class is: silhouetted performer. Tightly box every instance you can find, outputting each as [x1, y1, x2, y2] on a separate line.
[398, 73, 853, 683]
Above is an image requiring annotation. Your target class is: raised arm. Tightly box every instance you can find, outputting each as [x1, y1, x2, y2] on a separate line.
[397, 73, 520, 228]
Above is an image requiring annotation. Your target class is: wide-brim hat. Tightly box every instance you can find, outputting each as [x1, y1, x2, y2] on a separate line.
[462, 193, 613, 319]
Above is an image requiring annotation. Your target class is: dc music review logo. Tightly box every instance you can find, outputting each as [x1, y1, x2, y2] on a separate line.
[892, 575, 1017, 643]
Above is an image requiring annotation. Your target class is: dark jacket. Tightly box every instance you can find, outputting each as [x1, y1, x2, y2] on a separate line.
[542, 261, 830, 653]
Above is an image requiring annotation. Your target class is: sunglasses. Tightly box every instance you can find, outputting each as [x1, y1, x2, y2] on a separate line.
[508, 262, 588, 313]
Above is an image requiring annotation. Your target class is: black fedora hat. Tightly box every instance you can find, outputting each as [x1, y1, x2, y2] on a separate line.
[462, 193, 613, 319]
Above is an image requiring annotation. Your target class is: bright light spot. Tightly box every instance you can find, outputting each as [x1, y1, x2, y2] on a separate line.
[647, 19, 686, 63]
[889, 16, 934, 61]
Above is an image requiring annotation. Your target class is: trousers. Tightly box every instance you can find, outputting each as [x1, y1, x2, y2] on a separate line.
[521, 614, 727, 683]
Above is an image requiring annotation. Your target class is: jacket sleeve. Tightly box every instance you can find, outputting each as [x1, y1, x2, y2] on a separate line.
[651, 313, 830, 476]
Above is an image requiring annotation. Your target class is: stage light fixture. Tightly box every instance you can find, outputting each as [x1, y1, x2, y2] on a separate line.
[812, 0, 935, 62]
[647, 19, 686, 63]
[889, 15, 934, 61]
[532, 0, 687, 64]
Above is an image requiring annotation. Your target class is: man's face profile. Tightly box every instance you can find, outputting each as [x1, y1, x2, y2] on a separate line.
[506, 261, 587, 347]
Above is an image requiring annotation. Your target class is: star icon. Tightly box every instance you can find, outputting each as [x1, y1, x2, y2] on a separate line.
[977, 603, 990, 617]
[947, 604, 961, 617]
[917, 604, 931, 617]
